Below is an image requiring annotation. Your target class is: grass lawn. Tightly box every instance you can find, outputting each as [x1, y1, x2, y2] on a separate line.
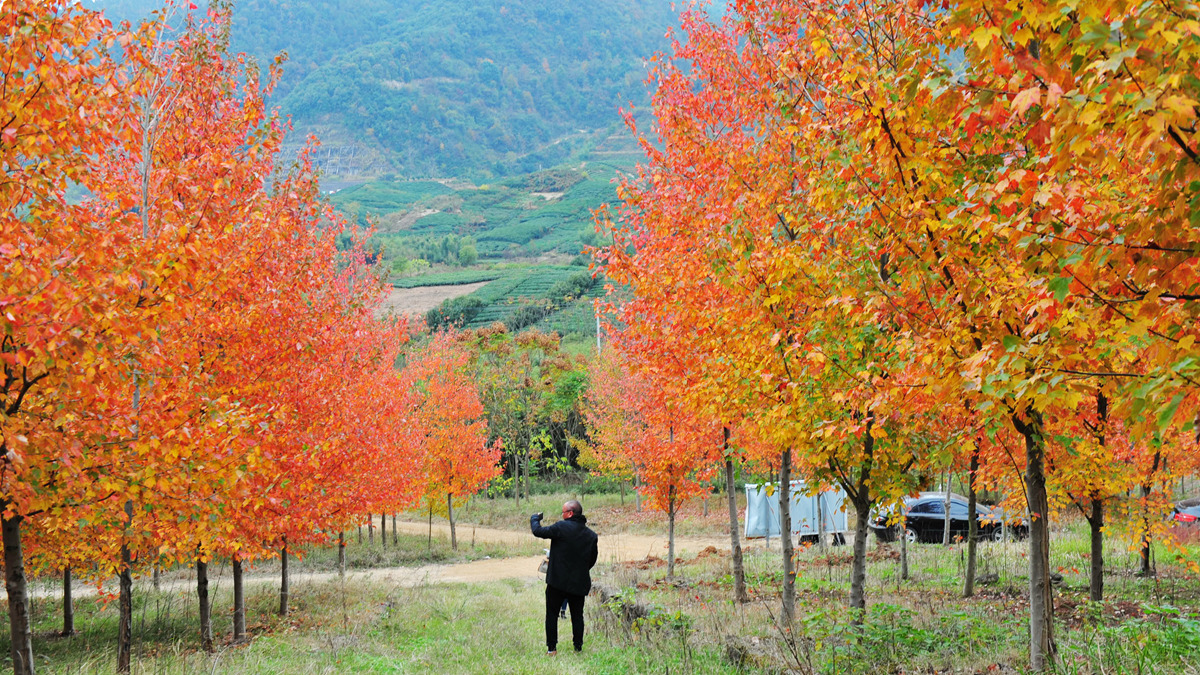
[24, 567, 732, 673]
[13, 493, 1200, 674]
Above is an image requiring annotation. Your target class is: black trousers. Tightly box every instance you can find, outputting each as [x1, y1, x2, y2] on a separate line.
[545, 585, 586, 652]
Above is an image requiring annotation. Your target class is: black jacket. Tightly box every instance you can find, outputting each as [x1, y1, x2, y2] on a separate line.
[531, 513, 599, 596]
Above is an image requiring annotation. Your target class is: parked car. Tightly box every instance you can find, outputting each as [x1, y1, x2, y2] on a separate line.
[1172, 498, 1200, 524]
[870, 492, 1028, 544]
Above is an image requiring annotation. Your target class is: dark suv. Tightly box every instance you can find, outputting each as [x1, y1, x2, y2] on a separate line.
[870, 492, 1028, 543]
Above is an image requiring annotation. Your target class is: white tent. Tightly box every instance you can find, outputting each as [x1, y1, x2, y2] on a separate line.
[744, 480, 848, 541]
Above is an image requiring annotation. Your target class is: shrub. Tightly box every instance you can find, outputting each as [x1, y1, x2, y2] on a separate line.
[426, 296, 487, 331]
[547, 271, 595, 302]
[503, 303, 552, 332]
[458, 243, 478, 266]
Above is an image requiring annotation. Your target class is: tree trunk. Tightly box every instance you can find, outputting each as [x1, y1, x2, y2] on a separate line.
[1139, 503, 1153, 576]
[338, 531, 346, 579]
[620, 479, 625, 505]
[964, 444, 980, 598]
[764, 472, 772, 551]
[3, 514, 35, 675]
[942, 471, 952, 546]
[510, 452, 519, 501]
[392, 514, 397, 546]
[850, 491, 872, 613]
[368, 512, 374, 546]
[1088, 392, 1107, 602]
[1088, 497, 1104, 602]
[723, 439, 749, 603]
[233, 556, 246, 643]
[428, 502, 433, 550]
[357, 525, 362, 545]
[817, 490, 828, 553]
[197, 554, 213, 653]
[667, 486, 677, 580]
[524, 448, 531, 502]
[279, 539, 289, 616]
[900, 514, 909, 581]
[117, 542, 134, 673]
[634, 474, 642, 512]
[62, 567, 74, 637]
[779, 448, 795, 625]
[381, 513, 387, 550]
[1016, 409, 1055, 671]
[848, 415, 875, 620]
[448, 493, 457, 551]
[1139, 449, 1160, 576]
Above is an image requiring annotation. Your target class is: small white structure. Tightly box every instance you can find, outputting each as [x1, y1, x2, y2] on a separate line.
[744, 480, 848, 543]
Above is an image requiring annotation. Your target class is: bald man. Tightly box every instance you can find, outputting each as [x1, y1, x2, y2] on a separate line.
[531, 499, 598, 655]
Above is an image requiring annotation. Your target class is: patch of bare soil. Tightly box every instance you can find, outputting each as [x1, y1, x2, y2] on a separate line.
[1056, 596, 1148, 629]
[390, 520, 735, 566]
[390, 207, 439, 231]
[621, 556, 667, 571]
[377, 281, 491, 317]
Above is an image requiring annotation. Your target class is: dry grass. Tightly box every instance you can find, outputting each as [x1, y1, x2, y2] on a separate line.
[440, 489, 741, 538]
[17, 500, 1200, 674]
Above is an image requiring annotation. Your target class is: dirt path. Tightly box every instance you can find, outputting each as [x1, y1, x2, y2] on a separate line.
[377, 281, 491, 316]
[391, 520, 735, 565]
[21, 521, 738, 601]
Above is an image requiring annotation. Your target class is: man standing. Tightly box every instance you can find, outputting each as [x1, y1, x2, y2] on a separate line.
[531, 499, 598, 655]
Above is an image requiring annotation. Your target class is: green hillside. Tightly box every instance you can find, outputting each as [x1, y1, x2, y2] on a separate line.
[332, 161, 629, 268]
[416, 265, 609, 348]
[95, 0, 645, 341]
[96, 0, 674, 179]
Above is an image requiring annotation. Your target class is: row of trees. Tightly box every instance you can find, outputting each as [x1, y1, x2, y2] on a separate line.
[590, 0, 1200, 671]
[1, 4, 499, 673]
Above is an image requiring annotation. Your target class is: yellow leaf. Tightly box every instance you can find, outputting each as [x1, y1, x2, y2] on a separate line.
[1012, 86, 1041, 115]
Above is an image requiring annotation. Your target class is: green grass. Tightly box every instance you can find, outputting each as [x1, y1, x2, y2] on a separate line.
[12, 489, 1200, 674]
[24, 521, 1200, 674]
[457, 266, 585, 330]
[476, 215, 564, 246]
[23, 563, 735, 673]
[330, 181, 455, 215]
[392, 270, 504, 289]
[410, 211, 472, 233]
[332, 163, 619, 266]
[399, 264, 600, 338]
[532, 284, 604, 338]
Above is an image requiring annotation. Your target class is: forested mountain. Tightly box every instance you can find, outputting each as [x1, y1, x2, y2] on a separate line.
[95, 0, 675, 178]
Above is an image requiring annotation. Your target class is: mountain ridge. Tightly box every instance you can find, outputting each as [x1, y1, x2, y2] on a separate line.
[95, 0, 676, 179]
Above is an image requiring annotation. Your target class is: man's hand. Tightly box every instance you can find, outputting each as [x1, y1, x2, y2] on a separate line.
[532, 512, 543, 520]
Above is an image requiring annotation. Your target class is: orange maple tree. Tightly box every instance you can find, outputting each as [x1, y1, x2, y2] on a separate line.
[596, 1, 1199, 666]
[403, 330, 501, 550]
[582, 347, 721, 577]
[5, 3, 423, 666]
